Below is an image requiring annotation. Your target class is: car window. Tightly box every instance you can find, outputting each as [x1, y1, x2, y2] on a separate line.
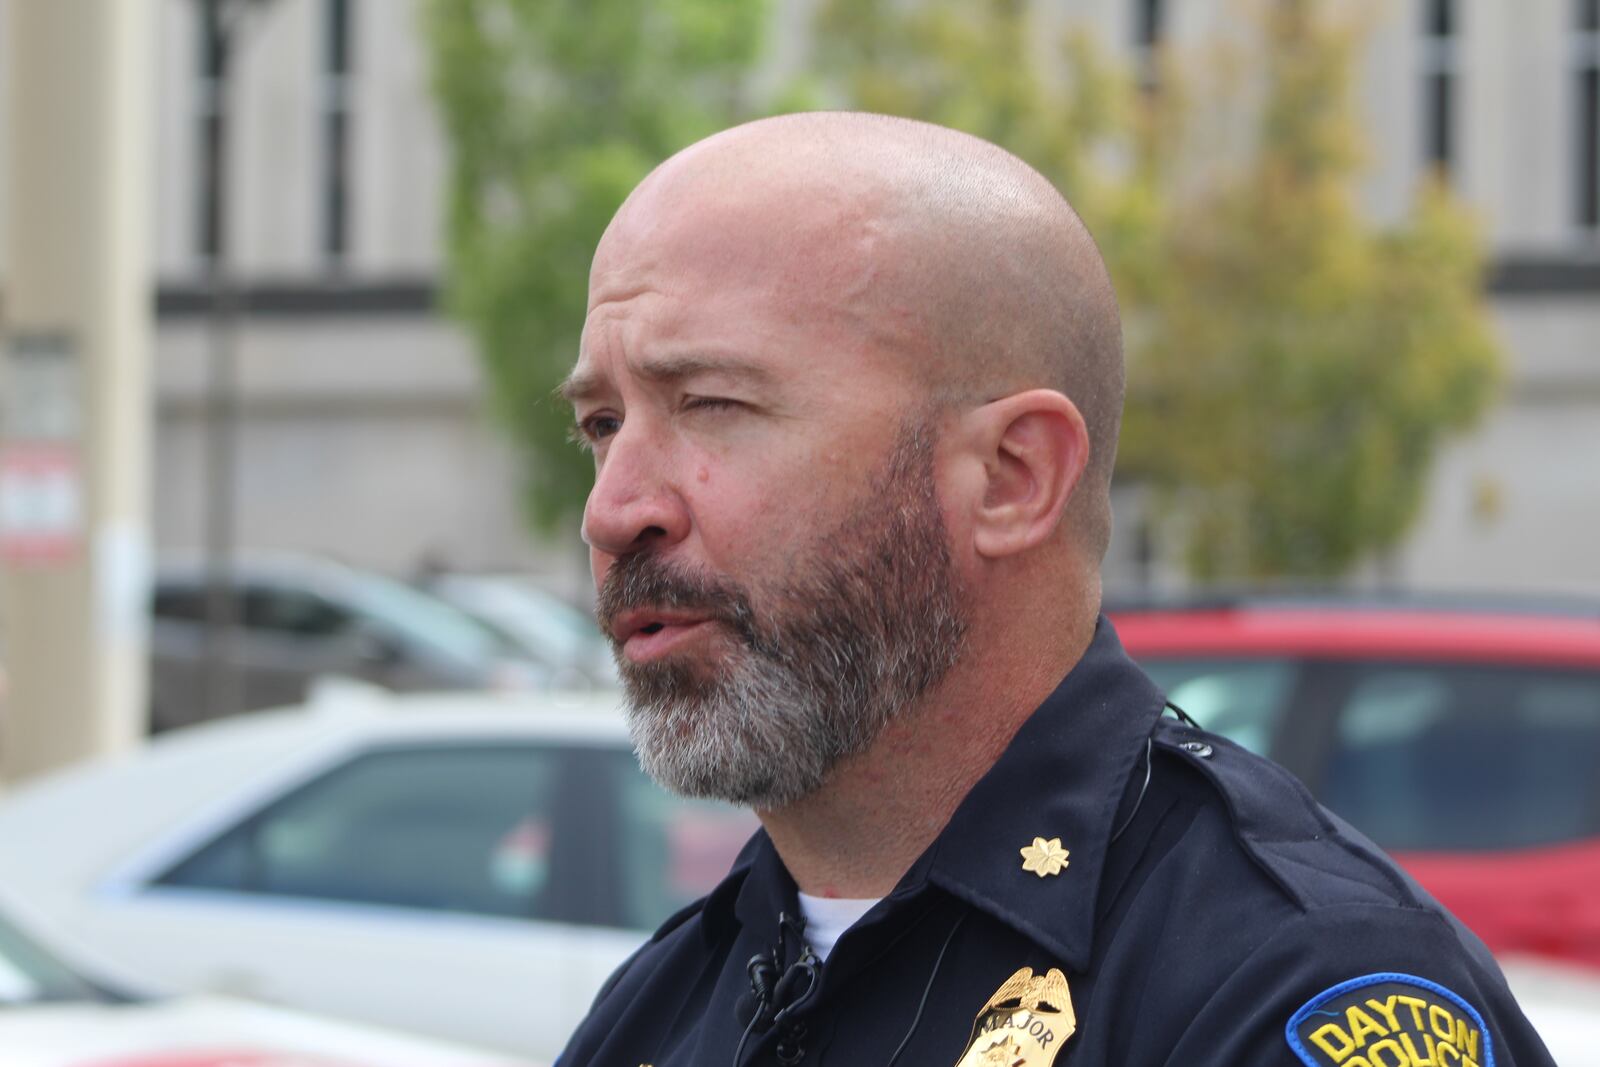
[1135, 657, 1296, 755]
[155, 745, 573, 921]
[1320, 664, 1600, 852]
[152, 583, 206, 623]
[346, 574, 512, 667]
[240, 585, 352, 637]
[440, 579, 603, 662]
[610, 749, 759, 930]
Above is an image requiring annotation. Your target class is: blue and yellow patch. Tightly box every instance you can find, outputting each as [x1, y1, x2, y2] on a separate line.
[1286, 973, 1494, 1067]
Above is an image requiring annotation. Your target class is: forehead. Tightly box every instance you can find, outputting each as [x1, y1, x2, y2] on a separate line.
[592, 167, 880, 303]
[572, 173, 916, 393]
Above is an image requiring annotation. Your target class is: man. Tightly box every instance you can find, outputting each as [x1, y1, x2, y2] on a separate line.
[557, 113, 1553, 1066]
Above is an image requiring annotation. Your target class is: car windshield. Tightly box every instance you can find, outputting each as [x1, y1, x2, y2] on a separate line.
[348, 573, 519, 667]
[1318, 662, 1600, 852]
[1134, 652, 1600, 854]
[0, 912, 107, 1006]
[440, 578, 605, 662]
[1138, 657, 1296, 755]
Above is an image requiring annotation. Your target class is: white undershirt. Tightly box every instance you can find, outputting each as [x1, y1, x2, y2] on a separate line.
[797, 891, 880, 962]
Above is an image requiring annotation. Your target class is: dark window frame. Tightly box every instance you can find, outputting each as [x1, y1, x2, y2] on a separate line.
[321, 0, 354, 265]
[1424, 0, 1455, 37]
[1577, 0, 1600, 231]
[1580, 66, 1599, 230]
[1133, 0, 1166, 92]
[1135, 0, 1164, 48]
[1421, 0, 1459, 177]
[195, 0, 226, 264]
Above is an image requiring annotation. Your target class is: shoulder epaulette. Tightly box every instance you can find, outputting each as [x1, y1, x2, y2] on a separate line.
[1151, 719, 1425, 913]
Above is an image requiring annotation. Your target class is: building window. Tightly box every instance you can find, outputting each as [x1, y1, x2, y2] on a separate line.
[1135, 0, 1164, 48]
[1134, 0, 1165, 91]
[1421, 0, 1458, 177]
[1578, 0, 1600, 231]
[196, 0, 225, 264]
[322, 0, 353, 265]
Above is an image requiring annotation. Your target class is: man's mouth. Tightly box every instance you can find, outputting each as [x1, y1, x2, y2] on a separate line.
[610, 610, 719, 663]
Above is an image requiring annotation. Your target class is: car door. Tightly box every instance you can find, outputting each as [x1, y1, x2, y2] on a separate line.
[80, 739, 654, 1058]
[603, 747, 761, 930]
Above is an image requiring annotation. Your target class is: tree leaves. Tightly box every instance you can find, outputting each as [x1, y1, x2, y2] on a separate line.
[424, 0, 766, 532]
[425, 0, 1502, 579]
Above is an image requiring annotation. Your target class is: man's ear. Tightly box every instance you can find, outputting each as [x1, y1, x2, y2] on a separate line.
[962, 389, 1089, 560]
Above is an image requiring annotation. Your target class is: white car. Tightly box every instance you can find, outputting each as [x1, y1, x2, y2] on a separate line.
[0, 894, 528, 1067]
[1498, 958, 1600, 1067]
[0, 690, 757, 1060]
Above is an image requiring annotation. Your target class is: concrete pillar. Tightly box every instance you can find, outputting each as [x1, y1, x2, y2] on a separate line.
[1, 0, 156, 783]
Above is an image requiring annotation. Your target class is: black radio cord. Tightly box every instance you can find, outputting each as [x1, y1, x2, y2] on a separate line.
[1164, 699, 1200, 728]
[733, 1006, 762, 1067]
[733, 913, 818, 1067]
[1110, 737, 1154, 846]
[883, 910, 969, 1067]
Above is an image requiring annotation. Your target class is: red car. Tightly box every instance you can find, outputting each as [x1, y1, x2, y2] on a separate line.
[1109, 597, 1600, 971]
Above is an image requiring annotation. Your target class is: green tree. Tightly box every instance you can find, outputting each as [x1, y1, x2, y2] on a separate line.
[812, 0, 1153, 271]
[815, 0, 1501, 580]
[424, 0, 767, 530]
[428, 0, 1501, 579]
[1116, 1, 1500, 579]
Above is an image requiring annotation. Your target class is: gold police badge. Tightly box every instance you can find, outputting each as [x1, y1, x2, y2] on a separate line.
[955, 967, 1076, 1067]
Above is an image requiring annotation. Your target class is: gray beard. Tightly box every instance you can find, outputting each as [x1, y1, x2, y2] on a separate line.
[597, 424, 969, 809]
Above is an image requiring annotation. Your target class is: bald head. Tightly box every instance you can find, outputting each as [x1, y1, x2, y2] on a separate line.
[591, 112, 1124, 557]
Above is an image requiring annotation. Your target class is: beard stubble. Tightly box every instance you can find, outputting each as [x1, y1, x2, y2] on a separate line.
[596, 422, 970, 809]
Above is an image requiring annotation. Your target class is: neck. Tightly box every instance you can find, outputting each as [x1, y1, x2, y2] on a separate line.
[758, 614, 1096, 898]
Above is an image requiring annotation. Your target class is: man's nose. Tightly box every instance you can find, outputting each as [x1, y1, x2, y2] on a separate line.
[581, 429, 691, 557]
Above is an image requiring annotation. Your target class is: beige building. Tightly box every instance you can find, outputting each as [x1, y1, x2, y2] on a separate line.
[145, 0, 548, 581]
[46, 0, 1600, 592]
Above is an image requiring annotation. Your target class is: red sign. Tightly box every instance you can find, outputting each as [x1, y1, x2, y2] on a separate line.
[0, 441, 83, 564]
[79, 1053, 362, 1067]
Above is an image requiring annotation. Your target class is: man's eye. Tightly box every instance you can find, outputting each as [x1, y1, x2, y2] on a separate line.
[571, 413, 622, 451]
[683, 396, 740, 413]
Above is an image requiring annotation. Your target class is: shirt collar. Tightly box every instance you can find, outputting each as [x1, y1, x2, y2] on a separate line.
[701, 617, 1165, 971]
[921, 616, 1165, 970]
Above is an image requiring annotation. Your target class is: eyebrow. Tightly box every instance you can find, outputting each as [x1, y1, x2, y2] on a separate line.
[557, 354, 775, 406]
[556, 368, 606, 406]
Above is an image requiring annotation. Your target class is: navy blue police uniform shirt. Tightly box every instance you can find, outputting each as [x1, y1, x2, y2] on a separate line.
[557, 619, 1556, 1067]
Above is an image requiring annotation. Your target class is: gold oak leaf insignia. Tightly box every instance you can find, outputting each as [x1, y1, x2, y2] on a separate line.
[1020, 837, 1070, 877]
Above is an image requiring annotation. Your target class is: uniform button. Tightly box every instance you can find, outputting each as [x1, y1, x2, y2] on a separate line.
[1179, 740, 1214, 758]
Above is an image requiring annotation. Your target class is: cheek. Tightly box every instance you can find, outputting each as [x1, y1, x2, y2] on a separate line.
[683, 434, 870, 568]
[686, 466, 809, 562]
[696, 478, 849, 565]
[589, 547, 614, 590]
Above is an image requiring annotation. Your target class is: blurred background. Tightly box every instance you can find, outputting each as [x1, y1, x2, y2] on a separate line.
[0, 0, 1596, 1063]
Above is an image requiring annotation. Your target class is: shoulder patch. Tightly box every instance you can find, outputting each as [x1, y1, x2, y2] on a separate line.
[1286, 973, 1494, 1067]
